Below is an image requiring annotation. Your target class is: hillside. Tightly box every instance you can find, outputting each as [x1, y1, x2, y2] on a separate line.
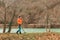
[0, 0, 60, 28]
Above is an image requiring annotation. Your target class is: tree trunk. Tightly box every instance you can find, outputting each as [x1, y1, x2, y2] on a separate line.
[7, 9, 16, 33]
[46, 13, 48, 32]
[46, 13, 50, 32]
[3, 8, 6, 33]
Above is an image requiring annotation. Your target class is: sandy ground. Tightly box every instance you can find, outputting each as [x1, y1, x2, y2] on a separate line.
[0, 32, 60, 40]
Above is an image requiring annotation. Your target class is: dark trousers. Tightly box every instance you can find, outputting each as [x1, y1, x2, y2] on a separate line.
[17, 24, 21, 33]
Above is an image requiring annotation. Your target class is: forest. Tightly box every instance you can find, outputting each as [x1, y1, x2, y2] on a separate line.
[0, 0, 60, 33]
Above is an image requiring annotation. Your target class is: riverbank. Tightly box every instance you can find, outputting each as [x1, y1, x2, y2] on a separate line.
[0, 32, 60, 40]
[0, 28, 60, 33]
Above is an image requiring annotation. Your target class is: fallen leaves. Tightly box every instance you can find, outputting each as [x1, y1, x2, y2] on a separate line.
[0, 32, 60, 40]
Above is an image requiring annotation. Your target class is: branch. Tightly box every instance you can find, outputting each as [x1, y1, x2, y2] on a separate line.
[46, 1, 60, 10]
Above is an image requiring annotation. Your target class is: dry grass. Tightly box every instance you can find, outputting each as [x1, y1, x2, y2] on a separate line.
[0, 32, 60, 40]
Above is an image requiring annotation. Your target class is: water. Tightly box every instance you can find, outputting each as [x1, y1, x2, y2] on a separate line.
[0, 28, 60, 33]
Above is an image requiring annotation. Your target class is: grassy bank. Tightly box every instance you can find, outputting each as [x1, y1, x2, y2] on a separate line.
[0, 32, 60, 40]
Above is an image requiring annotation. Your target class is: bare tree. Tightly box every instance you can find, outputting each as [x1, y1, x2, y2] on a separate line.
[1, 0, 17, 33]
[7, 7, 16, 33]
[45, 1, 60, 32]
[0, 0, 6, 33]
[3, 7, 6, 33]
[46, 13, 50, 32]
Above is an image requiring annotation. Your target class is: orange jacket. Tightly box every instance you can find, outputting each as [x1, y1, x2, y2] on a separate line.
[17, 18, 22, 24]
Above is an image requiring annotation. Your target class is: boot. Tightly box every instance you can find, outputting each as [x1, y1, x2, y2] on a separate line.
[16, 31, 18, 34]
[19, 32, 21, 34]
